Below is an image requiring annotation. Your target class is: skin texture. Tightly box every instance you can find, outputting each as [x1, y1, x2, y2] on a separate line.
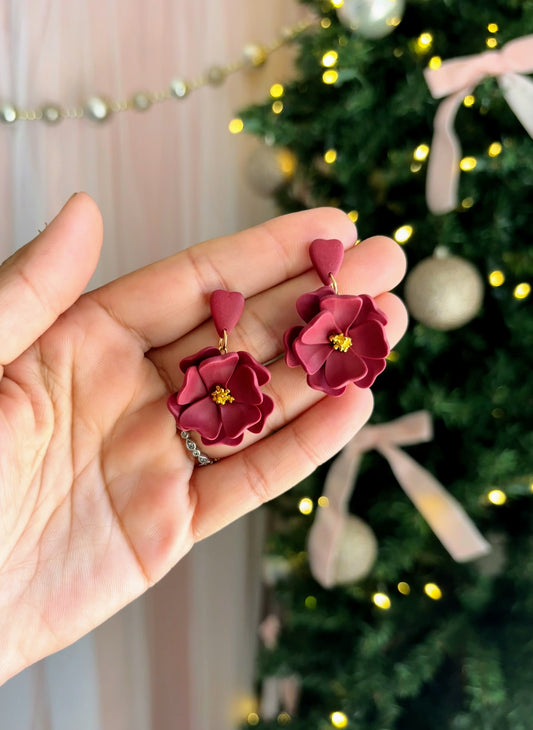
[0, 193, 407, 684]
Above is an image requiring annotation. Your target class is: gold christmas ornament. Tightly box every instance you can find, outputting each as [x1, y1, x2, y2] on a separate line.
[245, 143, 297, 196]
[331, 515, 378, 585]
[405, 248, 484, 330]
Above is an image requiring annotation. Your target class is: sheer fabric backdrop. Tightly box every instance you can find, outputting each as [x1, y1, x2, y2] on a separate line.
[0, 1, 307, 728]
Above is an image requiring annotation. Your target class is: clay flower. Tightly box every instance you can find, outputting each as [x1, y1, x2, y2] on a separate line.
[284, 289, 389, 396]
[168, 346, 274, 446]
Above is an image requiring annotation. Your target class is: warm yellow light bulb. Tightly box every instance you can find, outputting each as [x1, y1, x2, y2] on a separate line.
[461, 197, 474, 209]
[228, 118, 244, 134]
[321, 18, 332, 29]
[277, 712, 291, 726]
[488, 23, 499, 33]
[247, 712, 260, 726]
[463, 94, 475, 107]
[489, 270, 505, 287]
[428, 56, 442, 70]
[324, 149, 337, 164]
[298, 497, 314, 515]
[413, 143, 430, 161]
[322, 50, 338, 67]
[393, 224, 413, 244]
[514, 283, 531, 300]
[460, 156, 477, 171]
[318, 496, 330, 508]
[424, 583, 442, 600]
[398, 581, 411, 595]
[488, 489, 507, 505]
[373, 593, 391, 610]
[270, 83, 284, 98]
[277, 149, 296, 176]
[416, 32, 433, 53]
[272, 100, 284, 114]
[330, 711, 348, 728]
[323, 69, 339, 84]
[488, 142, 502, 157]
[331, 0, 344, 7]
[486, 37, 498, 48]
[347, 210, 359, 223]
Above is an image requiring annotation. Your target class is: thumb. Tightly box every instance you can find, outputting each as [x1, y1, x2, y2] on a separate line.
[0, 192, 103, 368]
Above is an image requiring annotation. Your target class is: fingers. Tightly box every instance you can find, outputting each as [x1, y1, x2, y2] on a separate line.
[91, 207, 359, 350]
[190, 385, 375, 542]
[0, 193, 103, 367]
[149, 234, 407, 387]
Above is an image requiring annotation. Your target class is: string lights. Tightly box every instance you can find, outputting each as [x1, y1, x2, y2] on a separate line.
[298, 497, 314, 515]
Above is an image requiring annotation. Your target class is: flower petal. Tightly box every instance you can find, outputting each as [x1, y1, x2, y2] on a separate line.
[220, 402, 262, 439]
[349, 320, 390, 359]
[236, 351, 271, 387]
[227, 364, 262, 405]
[321, 295, 363, 333]
[307, 369, 347, 397]
[248, 395, 275, 433]
[284, 325, 304, 368]
[198, 352, 239, 390]
[294, 339, 332, 375]
[176, 366, 208, 405]
[179, 346, 221, 374]
[358, 294, 388, 326]
[296, 286, 334, 322]
[300, 311, 337, 345]
[354, 357, 387, 388]
[202, 431, 244, 447]
[178, 397, 222, 440]
[324, 350, 367, 390]
[167, 393, 183, 421]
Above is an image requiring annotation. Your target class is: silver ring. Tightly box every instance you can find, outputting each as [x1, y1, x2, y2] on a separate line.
[179, 430, 217, 466]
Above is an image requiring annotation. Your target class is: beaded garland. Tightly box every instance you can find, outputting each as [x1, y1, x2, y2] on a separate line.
[0, 18, 312, 126]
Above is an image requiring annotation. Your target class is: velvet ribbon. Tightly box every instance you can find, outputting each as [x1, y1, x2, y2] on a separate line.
[424, 34, 533, 215]
[308, 411, 491, 588]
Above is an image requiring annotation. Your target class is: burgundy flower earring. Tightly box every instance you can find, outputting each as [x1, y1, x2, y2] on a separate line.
[167, 290, 274, 451]
[284, 239, 390, 396]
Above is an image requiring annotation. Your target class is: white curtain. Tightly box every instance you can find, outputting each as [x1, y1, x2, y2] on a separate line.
[0, 1, 307, 727]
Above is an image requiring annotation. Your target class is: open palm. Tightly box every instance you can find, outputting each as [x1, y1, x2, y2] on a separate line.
[0, 194, 406, 684]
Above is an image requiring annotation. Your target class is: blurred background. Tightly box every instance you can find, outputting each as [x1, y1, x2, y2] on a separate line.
[1, 1, 532, 729]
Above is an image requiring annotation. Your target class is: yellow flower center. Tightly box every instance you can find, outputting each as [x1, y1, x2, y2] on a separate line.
[329, 333, 352, 352]
[211, 385, 235, 405]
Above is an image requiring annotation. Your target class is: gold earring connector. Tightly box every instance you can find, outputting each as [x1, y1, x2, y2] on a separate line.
[218, 329, 228, 354]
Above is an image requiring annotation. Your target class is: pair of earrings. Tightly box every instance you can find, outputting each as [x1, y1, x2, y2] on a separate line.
[167, 238, 389, 449]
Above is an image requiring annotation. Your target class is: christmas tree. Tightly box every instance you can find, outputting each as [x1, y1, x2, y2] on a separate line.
[239, 1, 533, 728]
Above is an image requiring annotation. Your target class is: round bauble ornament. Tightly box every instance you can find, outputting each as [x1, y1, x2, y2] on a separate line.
[404, 249, 484, 331]
[337, 0, 405, 39]
[245, 143, 297, 197]
[332, 515, 378, 585]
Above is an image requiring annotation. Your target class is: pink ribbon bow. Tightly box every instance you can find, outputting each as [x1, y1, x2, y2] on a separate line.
[308, 411, 490, 588]
[424, 34, 533, 215]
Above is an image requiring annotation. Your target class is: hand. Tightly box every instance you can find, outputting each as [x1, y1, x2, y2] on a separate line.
[0, 194, 407, 683]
